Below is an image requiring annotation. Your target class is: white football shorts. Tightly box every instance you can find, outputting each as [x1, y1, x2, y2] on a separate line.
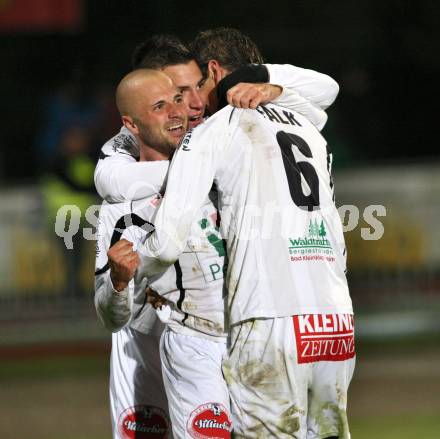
[110, 325, 172, 439]
[160, 327, 232, 438]
[223, 315, 355, 439]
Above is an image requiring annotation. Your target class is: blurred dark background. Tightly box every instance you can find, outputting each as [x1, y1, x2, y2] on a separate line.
[0, 0, 438, 182]
[1, 1, 439, 438]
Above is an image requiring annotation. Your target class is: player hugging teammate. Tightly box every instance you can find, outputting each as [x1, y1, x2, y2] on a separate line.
[94, 28, 354, 439]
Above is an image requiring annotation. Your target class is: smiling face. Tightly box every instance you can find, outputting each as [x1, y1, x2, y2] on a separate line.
[161, 60, 207, 129]
[118, 70, 188, 160]
[132, 77, 187, 157]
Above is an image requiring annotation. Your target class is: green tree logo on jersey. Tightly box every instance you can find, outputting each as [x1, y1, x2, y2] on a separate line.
[199, 218, 226, 257]
[308, 219, 320, 238]
[308, 219, 327, 239]
[319, 220, 327, 237]
[288, 217, 333, 257]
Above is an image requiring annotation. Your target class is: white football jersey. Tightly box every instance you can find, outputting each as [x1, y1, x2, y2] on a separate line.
[95, 191, 228, 340]
[145, 103, 352, 325]
[94, 126, 170, 203]
[94, 63, 342, 331]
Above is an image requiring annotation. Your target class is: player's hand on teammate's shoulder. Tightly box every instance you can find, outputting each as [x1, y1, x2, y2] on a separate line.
[227, 82, 283, 109]
[108, 239, 140, 292]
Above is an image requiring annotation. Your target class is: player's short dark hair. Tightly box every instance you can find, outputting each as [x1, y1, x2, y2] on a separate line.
[131, 34, 194, 70]
[189, 27, 265, 76]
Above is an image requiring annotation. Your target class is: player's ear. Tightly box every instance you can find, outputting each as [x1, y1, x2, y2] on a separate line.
[207, 60, 226, 85]
[122, 115, 138, 136]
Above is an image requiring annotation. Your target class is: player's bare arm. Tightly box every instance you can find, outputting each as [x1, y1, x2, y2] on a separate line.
[108, 239, 140, 292]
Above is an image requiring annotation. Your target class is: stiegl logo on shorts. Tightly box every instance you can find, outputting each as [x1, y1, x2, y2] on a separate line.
[293, 314, 355, 364]
[118, 405, 169, 439]
[187, 402, 232, 439]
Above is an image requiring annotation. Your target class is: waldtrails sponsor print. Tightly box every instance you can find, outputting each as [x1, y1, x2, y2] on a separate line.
[289, 218, 335, 263]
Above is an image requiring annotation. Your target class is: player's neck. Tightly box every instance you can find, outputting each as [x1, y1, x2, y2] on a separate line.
[139, 143, 170, 162]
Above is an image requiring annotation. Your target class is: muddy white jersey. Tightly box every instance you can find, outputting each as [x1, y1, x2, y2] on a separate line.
[145, 103, 352, 325]
[95, 191, 227, 340]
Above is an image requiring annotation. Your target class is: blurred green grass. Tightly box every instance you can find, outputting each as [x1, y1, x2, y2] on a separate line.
[350, 414, 440, 439]
[0, 353, 111, 439]
[1, 337, 439, 439]
[0, 356, 107, 381]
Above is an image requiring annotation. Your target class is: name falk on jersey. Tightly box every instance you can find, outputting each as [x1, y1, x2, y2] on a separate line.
[257, 105, 303, 127]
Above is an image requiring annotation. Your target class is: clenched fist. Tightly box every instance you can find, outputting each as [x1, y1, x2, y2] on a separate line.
[227, 83, 283, 109]
[108, 239, 140, 292]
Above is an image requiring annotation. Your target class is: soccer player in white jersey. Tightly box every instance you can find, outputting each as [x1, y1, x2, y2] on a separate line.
[95, 33, 340, 439]
[95, 35, 237, 439]
[95, 35, 287, 439]
[96, 68, 233, 439]
[96, 64, 315, 439]
[143, 28, 354, 439]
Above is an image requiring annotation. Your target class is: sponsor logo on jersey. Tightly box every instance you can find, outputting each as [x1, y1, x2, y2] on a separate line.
[112, 132, 139, 157]
[198, 216, 226, 258]
[288, 218, 335, 263]
[195, 213, 226, 282]
[293, 314, 355, 363]
[118, 405, 169, 439]
[187, 402, 232, 439]
[180, 129, 193, 151]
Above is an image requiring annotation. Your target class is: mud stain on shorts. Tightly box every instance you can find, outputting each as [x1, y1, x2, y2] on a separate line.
[278, 404, 302, 434]
[241, 405, 301, 438]
[309, 384, 349, 439]
[238, 348, 288, 391]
